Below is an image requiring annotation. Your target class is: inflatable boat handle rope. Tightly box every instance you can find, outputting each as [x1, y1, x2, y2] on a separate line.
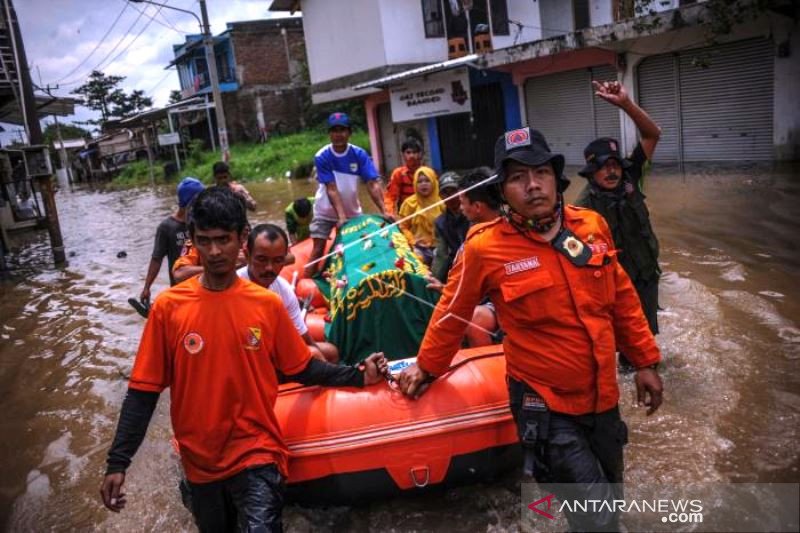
[304, 171, 499, 270]
[281, 350, 504, 394]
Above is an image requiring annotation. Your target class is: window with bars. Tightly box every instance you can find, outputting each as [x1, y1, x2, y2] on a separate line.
[421, 0, 445, 38]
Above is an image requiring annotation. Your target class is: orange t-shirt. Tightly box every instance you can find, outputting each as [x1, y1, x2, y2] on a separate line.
[417, 206, 661, 415]
[129, 276, 311, 483]
[384, 165, 417, 216]
[172, 240, 200, 273]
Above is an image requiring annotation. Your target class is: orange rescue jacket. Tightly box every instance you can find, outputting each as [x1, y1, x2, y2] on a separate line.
[417, 205, 661, 415]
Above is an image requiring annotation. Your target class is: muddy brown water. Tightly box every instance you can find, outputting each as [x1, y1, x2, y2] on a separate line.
[1, 165, 798, 531]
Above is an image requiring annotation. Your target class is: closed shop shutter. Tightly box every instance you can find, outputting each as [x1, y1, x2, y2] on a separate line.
[525, 66, 621, 165]
[637, 54, 680, 163]
[679, 39, 773, 161]
[637, 38, 774, 162]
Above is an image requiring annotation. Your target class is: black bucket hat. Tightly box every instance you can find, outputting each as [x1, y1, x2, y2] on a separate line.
[578, 137, 632, 178]
[490, 127, 569, 192]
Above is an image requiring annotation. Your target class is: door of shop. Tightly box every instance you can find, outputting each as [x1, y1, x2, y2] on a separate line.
[437, 82, 506, 171]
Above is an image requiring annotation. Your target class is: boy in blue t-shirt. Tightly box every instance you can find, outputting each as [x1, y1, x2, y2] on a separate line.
[304, 112, 389, 276]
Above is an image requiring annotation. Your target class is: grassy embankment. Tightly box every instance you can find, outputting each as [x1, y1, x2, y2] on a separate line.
[114, 129, 370, 187]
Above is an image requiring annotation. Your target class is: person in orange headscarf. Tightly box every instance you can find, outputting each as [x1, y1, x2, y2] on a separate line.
[398, 166, 444, 266]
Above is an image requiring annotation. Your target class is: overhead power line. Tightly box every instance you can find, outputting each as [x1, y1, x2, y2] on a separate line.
[54, 2, 129, 83]
[60, 2, 163, 87]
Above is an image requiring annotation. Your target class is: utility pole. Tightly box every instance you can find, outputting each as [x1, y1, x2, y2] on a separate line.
[4, 0, 66, 264]
[129, 0, 230, 161]
[199, 0, 229, 161]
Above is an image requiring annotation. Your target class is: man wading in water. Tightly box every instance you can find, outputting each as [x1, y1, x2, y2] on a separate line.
[100, 186, 387, 532]
[399, 128, 663, 531]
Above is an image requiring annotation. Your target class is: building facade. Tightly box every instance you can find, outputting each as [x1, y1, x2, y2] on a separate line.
[270, 0, 799, 173]
[170, 17, 308, 144]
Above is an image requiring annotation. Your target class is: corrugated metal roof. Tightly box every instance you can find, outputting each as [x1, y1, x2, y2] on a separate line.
[351, 54, 482, 90]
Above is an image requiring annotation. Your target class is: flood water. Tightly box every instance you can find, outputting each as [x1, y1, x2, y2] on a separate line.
[1, 164, 798, 531]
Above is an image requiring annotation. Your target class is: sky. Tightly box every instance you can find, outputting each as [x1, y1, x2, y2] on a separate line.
[5, 0, 294, 143]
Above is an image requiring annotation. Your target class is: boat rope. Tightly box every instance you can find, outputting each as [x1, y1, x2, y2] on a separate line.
[304, 171, 500, 269]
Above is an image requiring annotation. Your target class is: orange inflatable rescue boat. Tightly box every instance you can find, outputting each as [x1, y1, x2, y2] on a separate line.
[278, 347, 520, 504]
[276, 226, 519, 502]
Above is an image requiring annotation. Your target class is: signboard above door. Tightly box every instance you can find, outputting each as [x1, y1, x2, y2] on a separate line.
[389, 67, 471, 123]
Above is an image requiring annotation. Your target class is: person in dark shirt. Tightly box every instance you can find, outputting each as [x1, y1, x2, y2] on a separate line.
[138, 177, 204, 306]
[430, 171, 468, 283]
[574, 80, 662, 366]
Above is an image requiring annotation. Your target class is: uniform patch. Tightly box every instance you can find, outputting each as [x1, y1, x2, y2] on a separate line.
[504, 256, 541, 276]
[522, 392, 547, 411]
[245, 327, 262, 350]
[349, 162, 358, 172]
[183, 332, 204, 354]
[505, 127, 531, 150]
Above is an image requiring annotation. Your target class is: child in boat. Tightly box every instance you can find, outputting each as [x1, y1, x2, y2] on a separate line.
[398, 166, 444, 266]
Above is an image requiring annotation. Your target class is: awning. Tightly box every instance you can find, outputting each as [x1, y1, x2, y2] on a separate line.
[0, 94, 78, 125]
[351, 54, 482, 90]
[268, 0, 301, 13]
[118, 96, 208, 126]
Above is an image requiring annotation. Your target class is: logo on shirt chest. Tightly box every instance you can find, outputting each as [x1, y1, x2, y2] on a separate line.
[504, 256, 541, 276]
[244, 327, 262, 351]
[183, 332, 204, 354]
[350, 162, 359, 172]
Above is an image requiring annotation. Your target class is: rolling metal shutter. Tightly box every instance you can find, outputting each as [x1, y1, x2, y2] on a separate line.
[679, 39, 773, 161]
[637, 39, 774, 162]
[637, 54, 680, 163]
[525, 66, 621, 165]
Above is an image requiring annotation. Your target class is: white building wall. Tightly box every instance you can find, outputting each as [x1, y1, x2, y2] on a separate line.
[380, 0, 447, 65]
[589, 0, 614, 27]
[539, 0, 574, 38]
[491, 1, 542, 49]
[302, 0, 387, 84]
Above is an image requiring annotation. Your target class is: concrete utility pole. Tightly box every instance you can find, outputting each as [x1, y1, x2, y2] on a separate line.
[4, 0, 66, 265]
[199, 0, 229, 161]
[130, 0, 230, 161]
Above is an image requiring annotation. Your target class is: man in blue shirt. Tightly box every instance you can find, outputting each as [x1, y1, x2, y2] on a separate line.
[304, 112, 389, 276]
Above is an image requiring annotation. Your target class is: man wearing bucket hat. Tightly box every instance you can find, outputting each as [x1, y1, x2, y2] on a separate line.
[399, 127, 663, 531]
[575, 80, 662, 367]
[133, 177, 204, 317]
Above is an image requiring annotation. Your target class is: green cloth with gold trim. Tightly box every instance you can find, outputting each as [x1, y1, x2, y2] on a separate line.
[314, 214, 440, 364]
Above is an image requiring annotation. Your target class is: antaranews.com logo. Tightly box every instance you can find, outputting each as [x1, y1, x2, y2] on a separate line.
[528, 493, 704, 524]
[521, 483, 799, 532]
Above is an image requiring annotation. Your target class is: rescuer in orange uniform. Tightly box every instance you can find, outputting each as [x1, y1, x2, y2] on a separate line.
[399, 127, 664, 531]
[100, 187, 387, 532]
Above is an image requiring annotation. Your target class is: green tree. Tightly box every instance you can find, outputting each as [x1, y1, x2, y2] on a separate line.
[71, 70, 154, 127]
[109, 89, 153, 118]
[169, 90, 183, 104]
[71, 70, 124, 124]
[42, 122, 90, 146]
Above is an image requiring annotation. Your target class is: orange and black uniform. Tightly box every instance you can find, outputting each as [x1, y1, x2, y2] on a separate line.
[418, 206, 660, 407]
[106, 276, 366, 531]
[417, 206, 660, 530]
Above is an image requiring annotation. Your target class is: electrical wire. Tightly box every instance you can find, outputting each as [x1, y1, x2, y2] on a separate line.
[124, 0, 186, 35]
[60, 3, 162, 87]
[54, 1, 129, 83]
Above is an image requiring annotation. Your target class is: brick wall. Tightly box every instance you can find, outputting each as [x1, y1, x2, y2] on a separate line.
[231, 25, 307, 87]
[223, 20, 310, 143]
[223, 87, 309, 144]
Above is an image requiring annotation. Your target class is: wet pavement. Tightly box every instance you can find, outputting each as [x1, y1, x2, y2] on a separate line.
[0, 164, 798, 531]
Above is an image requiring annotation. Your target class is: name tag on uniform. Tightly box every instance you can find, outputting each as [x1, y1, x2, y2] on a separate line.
[523, 392, 547, 412]
[504, 256, 541, 276]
